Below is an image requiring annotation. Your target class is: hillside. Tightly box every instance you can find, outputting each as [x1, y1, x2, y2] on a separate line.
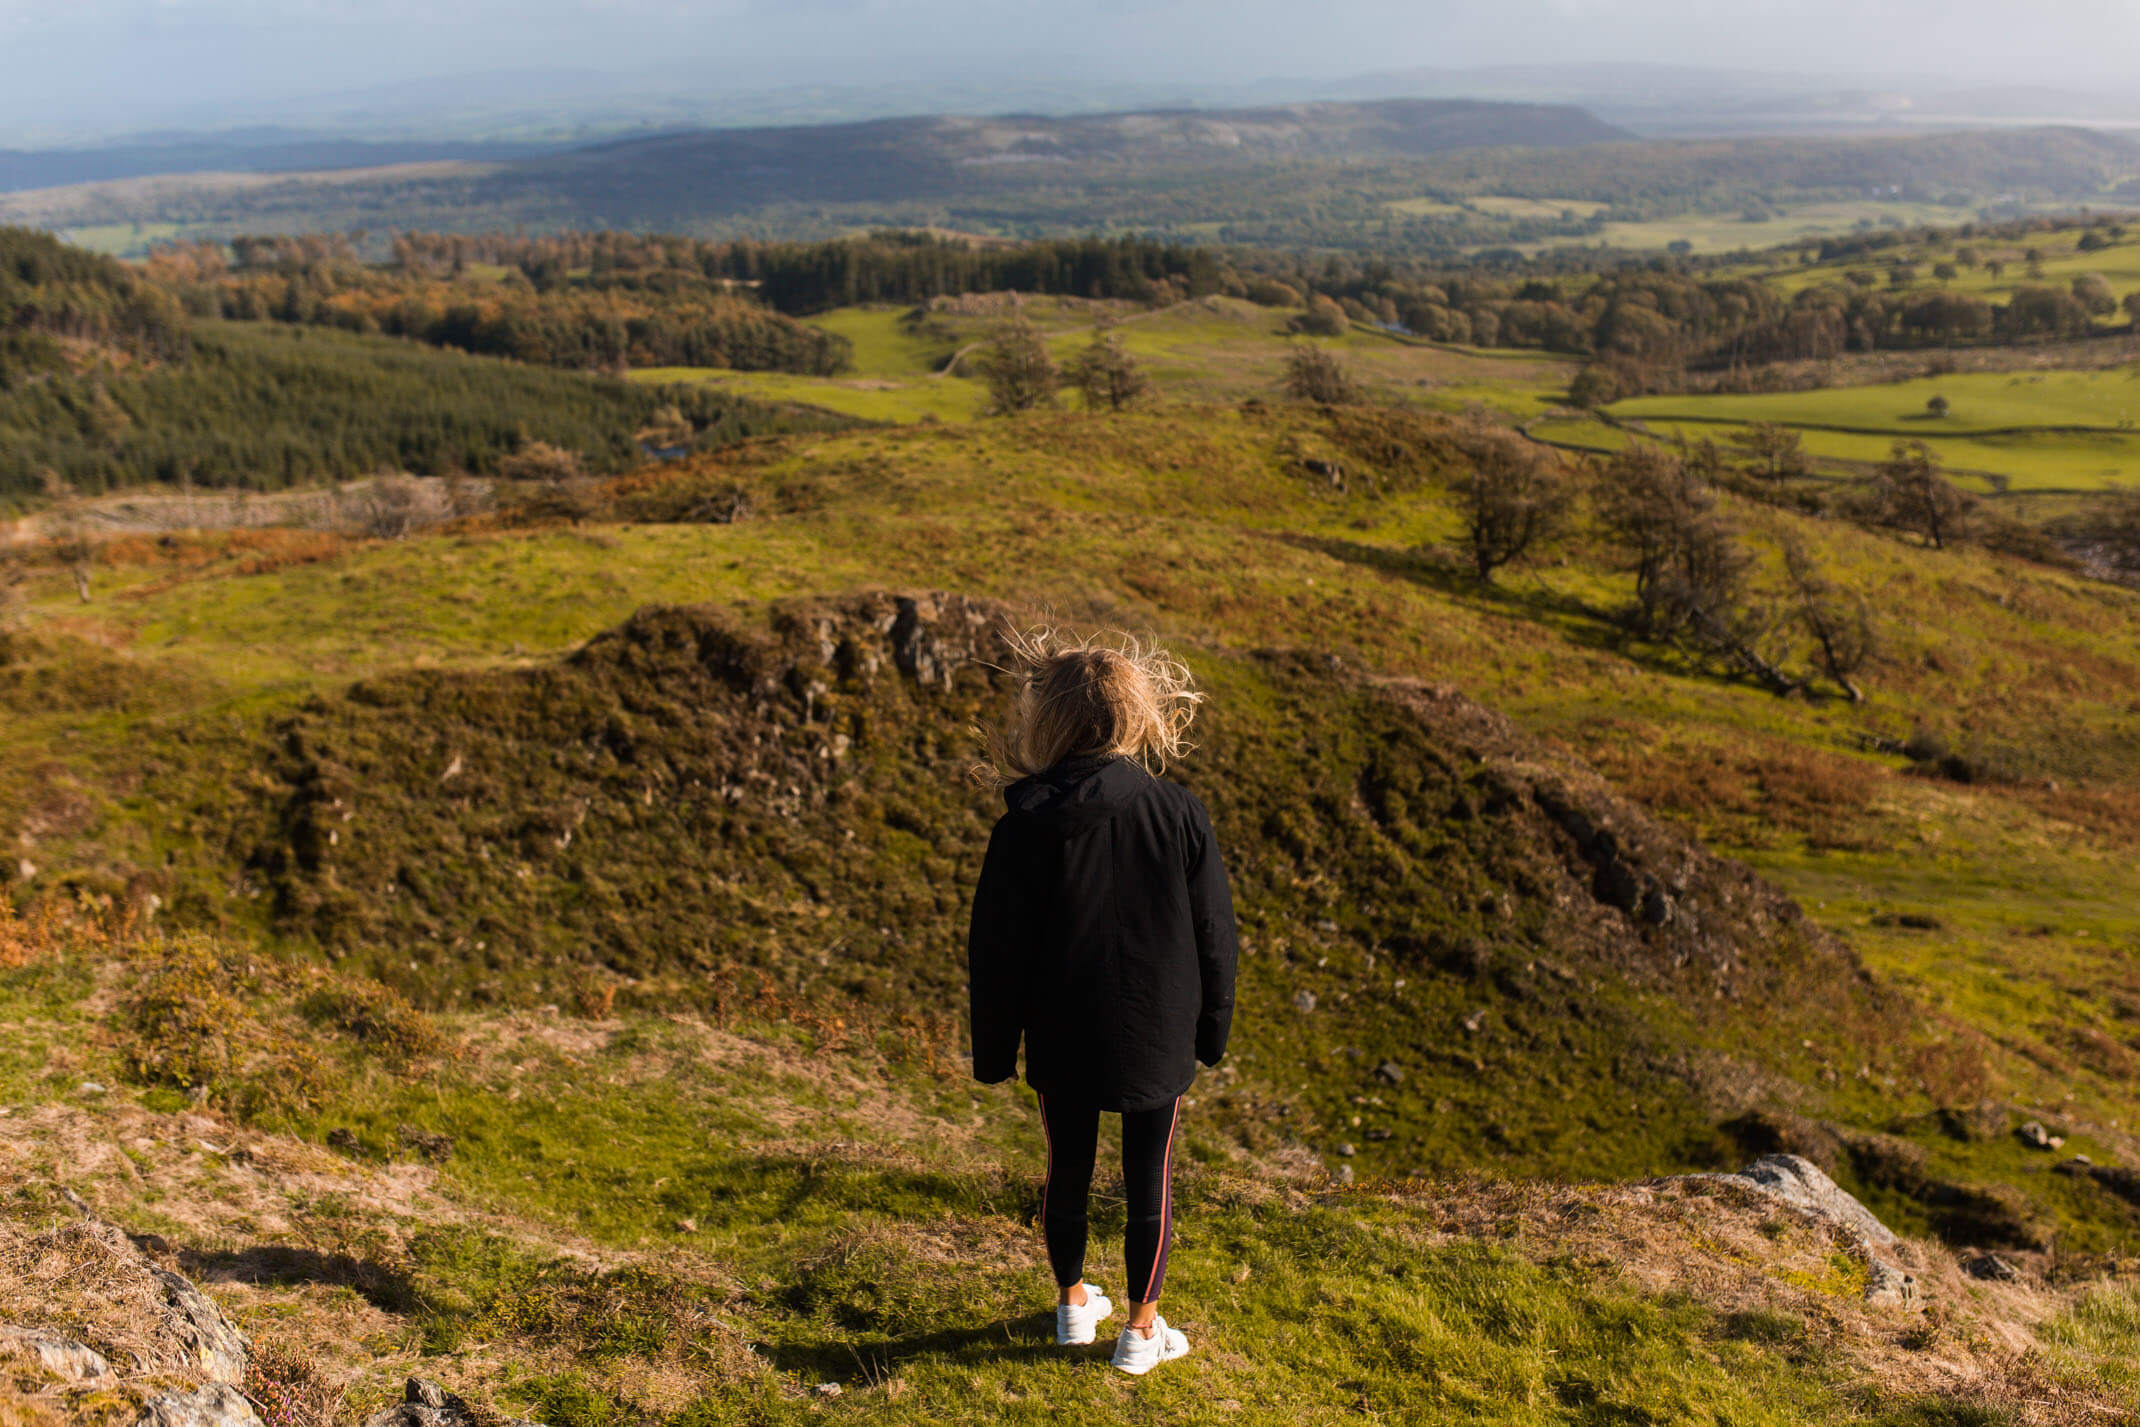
[10, 390, 2140, 1417]
[4, 917, 2119, 1424]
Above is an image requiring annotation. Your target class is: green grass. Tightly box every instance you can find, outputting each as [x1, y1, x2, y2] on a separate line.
[1568, 202, 1977, 257]
[2, 942, 2102, 1425]
[13, 392, 2140, 1419]
[634, 297, 1579, 428]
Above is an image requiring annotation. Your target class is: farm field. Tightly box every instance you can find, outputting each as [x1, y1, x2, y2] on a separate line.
[1535, 411, 2140, 495]
[1536, 200, 1981, 256]
[1614, 369, 2140, 435]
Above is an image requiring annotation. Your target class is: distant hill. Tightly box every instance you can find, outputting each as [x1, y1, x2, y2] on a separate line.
[3, 103, 2135, 255]
[0, 130, 566, 195]
[0, 98, 1628, 243]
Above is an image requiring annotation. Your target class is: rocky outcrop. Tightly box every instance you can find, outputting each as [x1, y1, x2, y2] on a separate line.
[1669, 1154, 1916, 1306]
[0, 1191, 258, 1425]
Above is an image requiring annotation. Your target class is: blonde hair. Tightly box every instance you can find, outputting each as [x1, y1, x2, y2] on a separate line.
[974, 627, 1202, 786]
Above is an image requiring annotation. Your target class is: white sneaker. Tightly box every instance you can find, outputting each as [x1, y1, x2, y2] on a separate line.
[1055, 1287, 1114, 1346]
[1111, 1315, 1190, 1374]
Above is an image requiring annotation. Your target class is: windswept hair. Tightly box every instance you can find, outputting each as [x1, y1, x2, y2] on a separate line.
[973, 626, 1202, 787]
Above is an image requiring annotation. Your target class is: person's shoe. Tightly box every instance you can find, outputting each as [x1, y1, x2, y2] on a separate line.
[1111, 1315, 1190, 1374]
[1055, 1287, 1114, 1346]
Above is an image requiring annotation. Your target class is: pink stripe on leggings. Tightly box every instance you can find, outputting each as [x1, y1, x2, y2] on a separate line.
[1140, 1098, 1181, 1302]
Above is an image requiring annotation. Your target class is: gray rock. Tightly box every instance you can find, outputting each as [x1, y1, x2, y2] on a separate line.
[1863, 1259, 1918, 1307]
[0, 1323, 112, 1381]
[2016, 1120, 2059, 1151]
[137, 1384, 263, 1427]
[1373, 1060, 1404, 1085]
[1292, 990, 1317, 1013]
[1667, 1153, 1911, 1306]
[1735, 1154, 1900, 1251]
[1963, 1253, 2022, 1282]
[362, 1377, 545, 1427]
[152, 1267, 251, 1385]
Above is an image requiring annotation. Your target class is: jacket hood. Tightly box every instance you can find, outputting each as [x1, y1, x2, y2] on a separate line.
[1003, 753, 1149, 837]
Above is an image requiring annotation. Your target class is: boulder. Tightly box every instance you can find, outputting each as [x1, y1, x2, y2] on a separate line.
[136, 1384, 263, 1427]
[0, 1323, 112, 1382]
[1736, 1154, 1899, 1251]
[1668, 1153, 1912, 1306]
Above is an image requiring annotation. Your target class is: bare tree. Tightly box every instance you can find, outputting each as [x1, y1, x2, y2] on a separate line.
[49, 519, 94, 604]
[343, 473, 423, 540]
[1872, 440, 1971, 550]
[1591, 444, 1788, 688]
[501, 441, 603, 525]
[0, 555, 25, 624]
[1452, 428, 1572, 582]
[1280, 344, 1359, 405]
[1781, 536, 1874, 702]
[1063, 334, 1150, 412]
[1726, 423, 1811, 482]
[978, 317, 1059, 415]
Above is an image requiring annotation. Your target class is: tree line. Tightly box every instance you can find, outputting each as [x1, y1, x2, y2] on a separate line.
[2, 227, 189, 389]
[144, 238, 850, 376]
[0, 321, 852, 502]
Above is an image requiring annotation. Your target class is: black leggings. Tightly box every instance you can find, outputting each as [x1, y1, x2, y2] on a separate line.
[1037, 1094, 1181, 1304]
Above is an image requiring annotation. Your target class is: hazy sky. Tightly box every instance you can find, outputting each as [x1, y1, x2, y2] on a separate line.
[5, 0, 2137, 139]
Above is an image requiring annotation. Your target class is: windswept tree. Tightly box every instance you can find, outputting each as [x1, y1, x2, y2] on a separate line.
[1781, 535, 1874, 702]
[1063, 333, 1150, 412]
[1592, 443, 1750, 650]
[1280, 344, 1359, 406]
[1727, 422, 1811, 482]
[978, 317, 1059, 415]
[1872, 440, 1971, 550]
[1451, 427, 1573, 583]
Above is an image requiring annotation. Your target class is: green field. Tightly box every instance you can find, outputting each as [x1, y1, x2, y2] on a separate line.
[55, 219, 190, 256]
[1586, 367, 2140, 493]
[1535, 201, 1979, 256]
[1739, 223, 2140, 314]
[634, 297, 1581, 428]
[1616, 368, 2140, 435]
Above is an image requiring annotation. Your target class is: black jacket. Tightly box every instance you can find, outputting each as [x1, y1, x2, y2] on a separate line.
[968, 752, 1238, 1112]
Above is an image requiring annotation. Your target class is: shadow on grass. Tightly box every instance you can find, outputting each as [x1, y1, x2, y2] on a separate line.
[179, 1243, 418, 1312]
[766, 1310, 1078, 1383]
[1279, 532, 1708, 682]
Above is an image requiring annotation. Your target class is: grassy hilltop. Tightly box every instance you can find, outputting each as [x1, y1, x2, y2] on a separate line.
[10, 386, 2140, 1419]
[14, 212, 2140, 1420]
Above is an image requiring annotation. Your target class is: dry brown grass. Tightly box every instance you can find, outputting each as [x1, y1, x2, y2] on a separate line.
[1585, 733, 1884, 850]
[1365, 1173, 2126, 1423]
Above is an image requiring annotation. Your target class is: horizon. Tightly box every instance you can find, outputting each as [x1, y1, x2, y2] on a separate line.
[6, 0, 2140, 145]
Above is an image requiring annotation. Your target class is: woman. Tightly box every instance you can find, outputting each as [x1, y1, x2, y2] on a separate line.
[967, 631, 1238, 1375]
